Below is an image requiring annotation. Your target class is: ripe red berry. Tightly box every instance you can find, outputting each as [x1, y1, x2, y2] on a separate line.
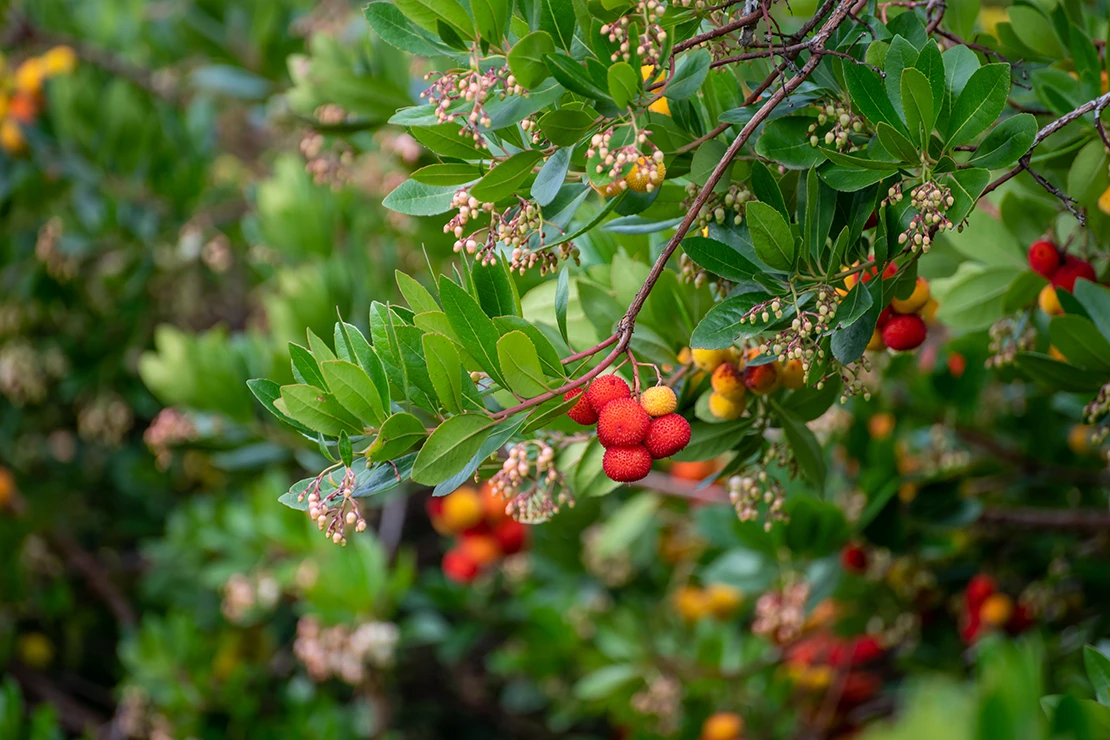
[965, 574, 996, 612]
[876, 305, 894, 330]
[564, 388, 599, 425]
[586, 374, 632, 414]
[1050, 255, 1096, 292]
[442, 548, 479, 584]
[602, 445, 653, 482]
[840, 543, 868, 573]
[493, 518, 528, 555]
[844, 636, 883, 667]
[961, 613, 982, 645]
[1028, 240, 1061, 278]
[881, 314, 927, 351]
[597, 397, 651, 447]
[643, 413, 692, 459]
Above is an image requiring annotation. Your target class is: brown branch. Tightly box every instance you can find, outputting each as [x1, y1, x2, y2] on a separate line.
[673, 8, 765, 53]
[50, 535, 136, 628]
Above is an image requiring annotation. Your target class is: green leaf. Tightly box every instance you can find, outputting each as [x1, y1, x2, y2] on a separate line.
[319, 360, 386, 426]
[784, 497, 848, 554]
[341, 324, 391, 411]
[396, 271, 439, 314]
[290, 342, 327, 390]
[1049, 316, 1110, 372]
[471, 0, 509, 43]
[682, 236, 759, 281]
[969, 114, 1037, 170]
[472, 260, 517, 318]
[876, 122, 919, 164]
[818, 164, 898, 192]
[412, 414, 496, 485]
[393, 0, 472, 37]
[776, 404, 826, 494]
[746, 201, 795, 271]
[497, 331, 549, 397]
[1084, 645, 1110, 708]
[280, 454, 418, 510]
[804, 167, 836, 260]
[537, 0, 575, 50]
[422, 333, 464, 414]
[493, 316, 564, 378]
[280, 384, 363, 435]
[410, 163, 482, 187]
[844, 62, 906, 134]
[914, 40, 946, 118]
[945, 168, 990, 225]
[934, 264, 1022, 332]
[363, 3, 447, 56]
[544, 54, 610, 100]
[830, 304, 878, 364]
[470, 150, 543, 202]
[946, 63, 1011, 147]
[409, 125, 483, 160]
[247, 379, 314, 435]
[836, 283, 874, 329]
[690, 293, 769, 349]
[1074, 280, 1110, 341]
[307, 329, 336, 363]
[440, 277, 507, 386]
[751, 161, 789, 220]
[884, 36, 920, 118]
[556, 265, 570, 344]
[665, 49, 711, 100]
[607, 62, 640, 108]
[782, 376, 842, 422]
[901, 68, 936, 147]
[537, 109, 596, 147]
[367, 413, 427, 462]
[338, 432, 354, 468]
[820, 147, 906, 171]
[382, 179, 459, 216]
[596, 494, 660, 557]
[532, 146, 572, 205]
[574, 664, 640, 701]
[433, 413, 526, 496]
[508, 30, 556, 89]
[1001, 271, 1048, 313]
[756, 117, 826, 169]
[673, 419, 754, 461]
[1015, 352, 1109, 393]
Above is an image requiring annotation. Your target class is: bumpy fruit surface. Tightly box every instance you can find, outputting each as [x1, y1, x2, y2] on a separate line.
[443, 548, 479, 584]
[711, 362, 746, 401]
[702, 711, 744, 740]
[743, 362, 781, 395]
[890, 276, 931, 314]
[881, 314, 927, 351]
[840, 543, 868, 573]
[591, 180, 625, 199]
[1038, 284, 1064, 316]
[586, 374, 632, 413]
[704, 583, 743, 618]
[494, 518, 528, 555]
[597, 398, 651, 447]
[626, 155, 666, 193]
[640, 385, 678, 417]
[1051, 255, 1096, 292]
[691, 348, 733, 372]
[781, 358, 805, 389]
[644, 413, 692, 459]
[441, 488, 484, 533]
[980, 593, 1014, 627]
[461, 532, 502, 567]
[564, 387, 599, 425]
[1028, 240, 1061, 277]
[602, 445, 653, 482]
[708, 392, 744, 420]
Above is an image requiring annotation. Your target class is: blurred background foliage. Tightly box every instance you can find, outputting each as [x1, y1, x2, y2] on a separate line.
[0, 0, 1109, 739]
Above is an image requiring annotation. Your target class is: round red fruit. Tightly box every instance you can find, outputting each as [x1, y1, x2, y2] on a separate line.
[1050, 255, 1096, 293]
[965, 574, 996, 612]
[876, 306, 894, 330]
[602, 445, 653, 482]
[840, 543, 868, 573]
[643, 413, 692, 459]
[597, 398, 651, 447]
[1027, 240, 1061, 278]
[443, 548, 479, 584]
[564, 388, 599, 425]
[586, 374, 632, 414]
[494, 518, 528, 555]
[881, 314, 927, 351]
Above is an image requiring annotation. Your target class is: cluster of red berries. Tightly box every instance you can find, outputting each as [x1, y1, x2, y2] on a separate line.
[1030, 239, 1097, 316]
[960, 574, 1034, 644]
[784, 631, 885, 707]
[564, 375, 691, 483]
[846, 262, 935, 352]
[427, 483, 529, 584]
[840, 542, 868, 573]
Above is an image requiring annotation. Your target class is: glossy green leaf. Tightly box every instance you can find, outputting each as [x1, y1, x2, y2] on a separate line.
[607, 62, 640, 108]
[682, 236, 759, 281]
[844, 62, 906, 134]
[411, 414, 496, 485]
[440, 277, 507, 386]
[901, 68, 935, 147]
[279, 384, 363, 435]
[367, 412, 427, 462]
[469, 150, 543, 202]
[756, 117, 826, 169]
[319, 360, 386, 426]
[746, 201, 795, 271]
[946, 63, 1011, 147]
[422, 333, 464, 414]
[532, 146, 572, 205]
[382, 179, 459, 216]
[968, 114, 1036, 170]
[497, 330, 549, 397]
[537, 109, 596, 147]
[665, 49, 710, 100]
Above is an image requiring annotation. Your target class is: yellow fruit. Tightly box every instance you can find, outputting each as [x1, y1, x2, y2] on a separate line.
[704, 583, 743, 618]
[14, 57, 45, 94]
[641, 66, 671, 116]
[441, 488, 484, 533]
[17, 633, 54, 668]
[677, 347, 693, 365]
[691, 348, 733, 372]
[742, 361, 781, 395]
[41, 46, 77, 77]
[980, 593, 1013, 627]
[701, 226, 709, 238]
[867, 328, 885, 351]
[460, 533, 501, 567]
[1068, 424, 1094, 455]
[979, 6, 1008, 35]
[868, 412, 895, 440]
[674, 586, 710, 621]
[708, 391, 744, 420]
[640, 385, 678, 417]
[921, 297, 940, 324]
[711, 362, 746, 402]
[1038, 284, 1064, 316]
[898, 482, 918, 503]
[890, 277, 931, 315]
[626, 155, 666, 193]
[1049, 345, 1067, 362]
[781, 358, 805, 389]
[702, 712, 744, 740]
[1, 120, 25, 154]
[592, 180, 626, 199]
[1099, 184, 1110, 216]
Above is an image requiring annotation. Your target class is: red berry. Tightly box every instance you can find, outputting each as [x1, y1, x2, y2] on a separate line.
[965, 574, 996, 612]
[882, 261, 898, 279]
[597, 397, 651, 447]
[840, 543, 868, 573]
[442, 548, 479, 584]
[881, 314, 927, 351]
[586, 374, 632, 414]
[493, 518, 528, 555]
[961, 613, 982, 645]
[876, 305, 894, 329]
[1050, 255, 1096, 292]
[602, 445, 653, 482]
[839, 671, 881, 705]
[1028, 240, 1061, 278]
[564, 388, 599, 425]
[643, 413, 692, 459]
[842, 636, 883, 667]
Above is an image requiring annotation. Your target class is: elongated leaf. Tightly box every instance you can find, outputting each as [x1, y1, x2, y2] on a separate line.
[433, 413, 526, 496]
[290, 343, 327, 390]
[497, 331, 549, 397]
[367, 413, 426, 461]
[968, 114, 1036, 169]
[666, 49, 711, 100]
[440, 277, 506, 385]
[508, 30, 556, 89]
[396, 271, 439, 314]
[320, 360, 386, 426]
[280, 384, 363, 435]
[756, 117, 826, 169]
[682, 236, 759, 281]
[1085, 646, 1110, 708]
[532, 146, 572, 206]
[946, 63, 1011, 147]
[844, 62, 906, 133]
[607, 62, 640, 108]
[544, 53, 610, 99]
[248, 378, 315, 434]
[382, 179, 459, 216]
[901, 67, 936, 147]
[1050, 316, 1110, 372]
[555, 264, 570, 344]
[746, 202, 795, 271]
[412, 414, 496, 485]
[777, 404, 826, 494]
[470, 150, 543, 202]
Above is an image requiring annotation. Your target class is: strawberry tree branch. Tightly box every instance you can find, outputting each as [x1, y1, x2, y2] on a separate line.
[491, 0, 857, 423]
